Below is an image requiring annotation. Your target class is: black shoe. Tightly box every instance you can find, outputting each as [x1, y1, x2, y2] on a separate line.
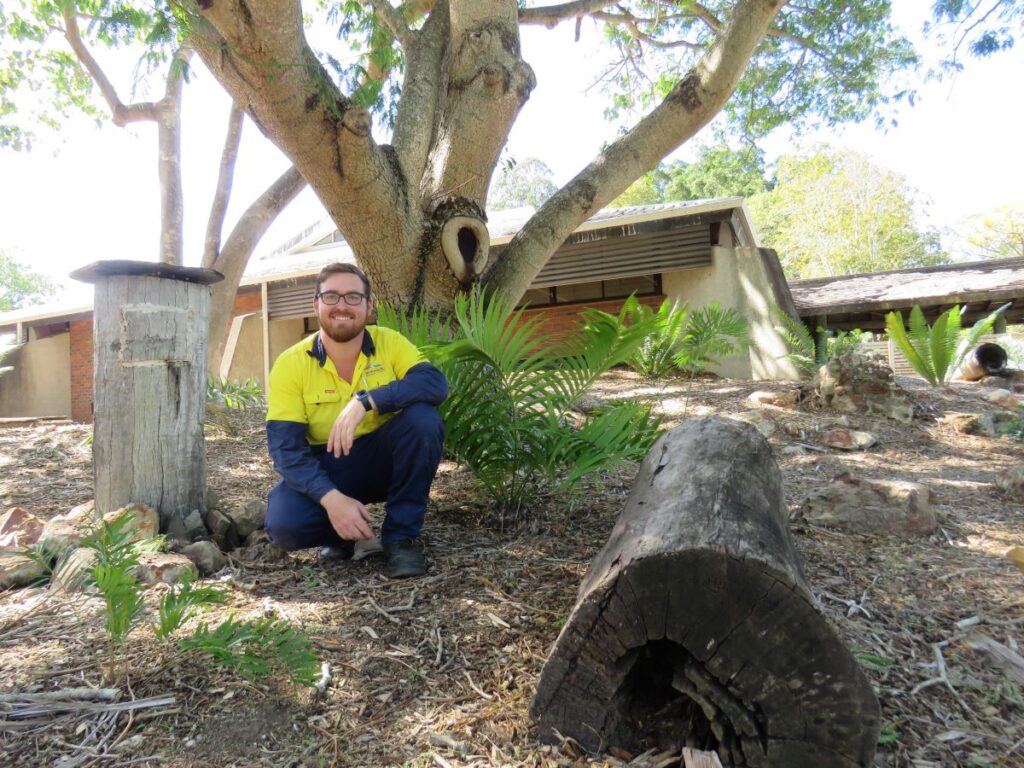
[318, 541, 354, 565]
[382, 538, 427, 579]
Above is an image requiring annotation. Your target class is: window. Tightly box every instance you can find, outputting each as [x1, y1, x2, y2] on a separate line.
[516, 274, 662, 308]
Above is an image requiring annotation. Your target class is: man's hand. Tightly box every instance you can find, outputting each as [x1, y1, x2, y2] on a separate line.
[327, 397, 367, 457]
[320, 489, 374, 540]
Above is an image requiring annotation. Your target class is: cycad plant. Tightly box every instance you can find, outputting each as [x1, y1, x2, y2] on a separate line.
[623, 297, 689, 379]
[674, 302, 750, 374]
[382, 291, 663, 522]
[774, 308, 869, 377]
[885, 303, 1010, 386]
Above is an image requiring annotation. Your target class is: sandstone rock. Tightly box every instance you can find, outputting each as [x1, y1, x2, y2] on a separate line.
[747, 389, 801, 409]
[939, 412, 1002, 437]
[823, 428, 878, 451]
[728, 410, 777, 438]
[994, 465, 1024, 498]
[50, 547, 97, 593]
[798, 473, 938, 536]
[39, 501, 100, 554]
[103, 503, 159, 542]
[983, 388, 1019, 408]
[0, 551, 47, 590]
[0, 507, 44, 549]
[817, 352, 914, 422]
[135, 552, 198, 585]
[234, 499, 266, 539]
[181, 541, 227, 576]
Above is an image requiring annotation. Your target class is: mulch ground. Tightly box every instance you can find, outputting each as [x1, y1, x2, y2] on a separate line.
[0, 370, 1022, 768]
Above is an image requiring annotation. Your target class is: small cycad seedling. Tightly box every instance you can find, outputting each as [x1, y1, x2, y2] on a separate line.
[885, 303, 1010, 385]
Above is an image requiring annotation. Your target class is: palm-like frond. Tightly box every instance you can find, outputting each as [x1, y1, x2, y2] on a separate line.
[375, 303, 455, 352]
[675, 303, 750, 373]
[772, 307, 816, 376]
[624, 298, 690, 379]
[886, 308, 936, 384]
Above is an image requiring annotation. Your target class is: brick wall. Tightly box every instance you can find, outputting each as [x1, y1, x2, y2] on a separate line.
[69, 318, 94, 423]
[67, 288, 266, 423]
[516, 294, 665, 346]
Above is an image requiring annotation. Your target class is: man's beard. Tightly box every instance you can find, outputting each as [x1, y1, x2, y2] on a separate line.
[320, 312, 365, 343]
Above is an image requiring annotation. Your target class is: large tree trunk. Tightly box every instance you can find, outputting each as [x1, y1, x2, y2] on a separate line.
[531, 417, 879, 767]
[187, 0, 785, 311]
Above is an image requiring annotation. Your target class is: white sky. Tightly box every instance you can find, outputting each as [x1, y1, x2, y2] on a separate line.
[1, 1, 1022, 306]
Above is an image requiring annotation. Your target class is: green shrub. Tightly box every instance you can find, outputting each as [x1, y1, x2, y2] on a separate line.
[675, 302, 750, 374]
[774, 308, 870, 377]
[623, 297, 689, 379]
[207, 376, 264, 410]
[885, 303, 1010, 386]
[380, 291, 663, 522]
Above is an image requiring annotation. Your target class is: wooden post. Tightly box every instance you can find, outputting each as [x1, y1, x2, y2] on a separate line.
[531, 417, 880, 767]
[71, 261, 223, 538]
[813, 315, 828, 366]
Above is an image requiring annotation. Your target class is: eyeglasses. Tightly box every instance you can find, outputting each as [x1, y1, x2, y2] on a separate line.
[316, 291, 368, 306]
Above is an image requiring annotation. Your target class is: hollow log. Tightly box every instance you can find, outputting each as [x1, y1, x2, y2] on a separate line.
[957, 342, 1008, 381]
[531, 417, 879, 767]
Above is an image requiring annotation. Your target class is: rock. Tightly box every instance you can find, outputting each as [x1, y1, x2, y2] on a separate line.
[817, 352, 914, 422]
[180, 541, 227, 576]
[983, 388, 1019, 408]
[205, 508, 241, 550]
[50, 547, 97, 593]
[779, 445, 808, 456]
[0, 507, 45, 549]
[233, 499, 266, 539]
[797, 473, 938, 536]
[38, 501, 100, 555]
[165, 509, 207, 544]
[353, 537, 385, 561]
[135, 552, 198, 585]
[238, 529, 291, 563]
[823, 428, 878, 451]
[103, 503, 159, 542]
[727, 410, 777, 437]
[940, 412, 996, 437]
[994, 465, 1024, 498]
[748, 389, 801, 409]
[0, 551, 47, 590]
[978, 370, 1024, 387]
[206, 485, 222, 511]
[781, 422, 804, 439]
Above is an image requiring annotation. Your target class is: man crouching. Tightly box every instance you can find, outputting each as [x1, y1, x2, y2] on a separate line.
[263, 262, 447, 578]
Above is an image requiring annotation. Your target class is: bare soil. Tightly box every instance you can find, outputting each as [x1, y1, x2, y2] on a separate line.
[1, 371, 1022, 768]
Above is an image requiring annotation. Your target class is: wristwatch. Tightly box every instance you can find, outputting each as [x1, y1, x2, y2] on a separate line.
[354, 390, 372, 411]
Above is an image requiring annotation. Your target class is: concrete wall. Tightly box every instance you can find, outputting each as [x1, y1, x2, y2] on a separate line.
[222, 313, 265, 384]
[269, 317, 308, 365]
[0, 330, 72, 417]
[663, 246, 800, 380]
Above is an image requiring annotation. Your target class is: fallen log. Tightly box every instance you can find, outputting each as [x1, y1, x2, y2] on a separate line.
[531, 417, 879, 767]
[957, 342, 1008, 381]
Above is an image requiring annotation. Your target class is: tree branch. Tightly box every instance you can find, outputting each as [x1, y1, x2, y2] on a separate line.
[484, 0, 787, 299]
[368, 0, 412, 47]
[203, 104, 245, 268]
[519, 0, 619, 27]
[155, 48, 191, 265]
[61, 8, 157, 125]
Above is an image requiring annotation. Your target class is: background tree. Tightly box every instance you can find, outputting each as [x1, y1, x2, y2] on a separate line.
[957, 202, 1024, 260]
[749, 145, 947, 279]
[0, 3, 306, 370]
[488, 157, 558, 210]
[613, 143, 769, 206]
[927, 0, 1024, 66]
[0, 250, 57, 311]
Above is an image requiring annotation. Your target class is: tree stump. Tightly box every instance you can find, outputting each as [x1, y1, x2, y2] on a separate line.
[72, 261, 223, 537]
[531, 417, 879, 767]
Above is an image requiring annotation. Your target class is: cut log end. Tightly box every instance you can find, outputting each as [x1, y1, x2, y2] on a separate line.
[531, 418, 880, 767]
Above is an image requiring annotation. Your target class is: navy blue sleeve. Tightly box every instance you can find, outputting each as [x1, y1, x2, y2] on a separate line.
[369, 362, 448, 414]
[266, 420, 336, 502]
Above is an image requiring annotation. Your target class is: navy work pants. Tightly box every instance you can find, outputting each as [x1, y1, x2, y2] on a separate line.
[265, 403, 444, 549]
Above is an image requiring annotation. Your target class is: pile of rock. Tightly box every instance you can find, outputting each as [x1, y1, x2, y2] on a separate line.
[816, 351, 915, 422]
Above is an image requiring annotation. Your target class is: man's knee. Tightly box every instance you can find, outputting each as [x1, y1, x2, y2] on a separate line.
[394, 402, 444, 442]
[265, 483, 317, 550]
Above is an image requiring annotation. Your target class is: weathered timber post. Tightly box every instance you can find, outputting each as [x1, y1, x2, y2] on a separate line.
[71, 261, 223, 538]
[531, 417, 879, 767]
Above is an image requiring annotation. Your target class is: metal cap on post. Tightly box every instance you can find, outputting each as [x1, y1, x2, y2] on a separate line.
[72, 260, 224, 540]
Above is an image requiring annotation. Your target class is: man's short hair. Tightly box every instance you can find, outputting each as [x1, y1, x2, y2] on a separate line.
[315, 263, 371, 298]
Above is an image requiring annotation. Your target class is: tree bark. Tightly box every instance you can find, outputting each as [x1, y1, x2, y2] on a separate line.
[531, 417, 880, 767]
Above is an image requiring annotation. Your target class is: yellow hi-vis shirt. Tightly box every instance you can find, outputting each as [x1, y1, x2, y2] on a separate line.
[266, 326, 427, 445]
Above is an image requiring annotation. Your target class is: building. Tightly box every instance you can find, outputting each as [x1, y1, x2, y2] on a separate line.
[0, 199, 799, 421]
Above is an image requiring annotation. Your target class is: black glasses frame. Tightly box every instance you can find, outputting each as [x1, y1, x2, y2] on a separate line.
[316, 290, 368, 306]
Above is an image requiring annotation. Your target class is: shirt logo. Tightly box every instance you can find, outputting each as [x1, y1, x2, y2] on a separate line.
[324, 389, 335, 394]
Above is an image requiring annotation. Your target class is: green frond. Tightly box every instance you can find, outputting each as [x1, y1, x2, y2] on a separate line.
[886, 309, 936, 384]
[929, 309, 952, 383]
[772, 306, 816, 376]
[181, 617, 319, 687]
[375, 303, 454, 353]
[155, 574, 227, 639]
[674, 303, 749, 373]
